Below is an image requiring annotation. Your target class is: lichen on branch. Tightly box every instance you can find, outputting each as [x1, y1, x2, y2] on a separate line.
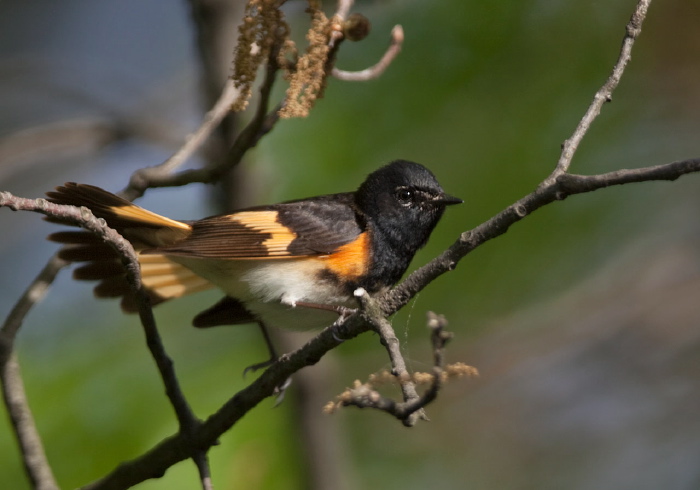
[279, 5, 335, 118]
[230, 0, 290, 112]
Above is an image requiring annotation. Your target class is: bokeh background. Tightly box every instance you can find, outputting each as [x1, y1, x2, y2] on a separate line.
[2, 0, 700, 489]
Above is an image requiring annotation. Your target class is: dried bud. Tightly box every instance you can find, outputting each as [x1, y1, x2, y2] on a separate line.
[343, 13, 370, 42]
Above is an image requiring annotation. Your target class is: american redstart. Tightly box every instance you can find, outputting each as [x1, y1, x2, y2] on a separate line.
[47, 160, 461, 331]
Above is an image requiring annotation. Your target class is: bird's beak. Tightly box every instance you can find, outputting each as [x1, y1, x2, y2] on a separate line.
[434, 193, 463, 205]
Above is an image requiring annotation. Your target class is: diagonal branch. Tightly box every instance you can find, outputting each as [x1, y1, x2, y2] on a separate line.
[120, 31, 285, 194]
[79, 316, 369, 490]
[382, 0, 659, 316]
[0, 256, 64, 490]
[551, 0, 652, 177]
[381, 157, 700, 316]
[125, 81, 243, 201]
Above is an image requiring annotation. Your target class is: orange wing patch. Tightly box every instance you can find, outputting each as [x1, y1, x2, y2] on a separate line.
[139, 254, 213, 299]
[110, 204, 191, 231]
[230, 211, 297, 257]
[322, 232, 369, 279]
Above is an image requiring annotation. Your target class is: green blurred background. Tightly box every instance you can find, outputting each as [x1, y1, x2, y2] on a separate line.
[2, 0, 700, 488]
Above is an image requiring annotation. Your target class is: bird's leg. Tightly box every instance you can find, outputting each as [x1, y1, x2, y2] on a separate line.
[243, 321, 292, 403]
[243, 320, 279, 375]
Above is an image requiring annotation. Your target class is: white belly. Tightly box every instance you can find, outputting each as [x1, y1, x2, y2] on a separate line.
[170, 256, 354, 330]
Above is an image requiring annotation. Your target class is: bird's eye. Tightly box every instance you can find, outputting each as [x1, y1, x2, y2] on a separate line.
[396, 188, 414, 204]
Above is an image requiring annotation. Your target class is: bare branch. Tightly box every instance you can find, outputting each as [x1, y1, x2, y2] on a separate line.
[80, 315, 369, 490]
[0, 193, 204, 485]
[122, 30, 285, 195]
[558, 159, 700, 190]
[1, 352, 60, 490]
[380, 312, 453, 419]
[0, 256, 65, 490]
[325, 312, 475, 422]
[354, 288, 426, 425]
[551, 0, 652, 177]
[332, 25, 404, 81]
[334, 0, 354, 24]
[381, 156, 700, 316]
[125, 82, 243, 200]
[192, 452, 213, 490]
[381, 0, 658, 315]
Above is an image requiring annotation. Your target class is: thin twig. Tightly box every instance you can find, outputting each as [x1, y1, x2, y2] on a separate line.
[329, 0, 355, 48]
[550, 0, 652, 177]
[381, 312, 453, 418]
[1, 353, 60, 490]
[192, 452, 213, 490]
[120, 35, 284, 193]
[327, 312, 461, 422]
[335, 0, 354, 22]
[402, 312, 452, 414]
[0, 255, 64, 490]
[558, 159, 700, 189]
[383, 0, 657, 315]
[332, 25, 404, 81]
[354, 288, 425, 426]
[132, 271, 201, 436]
[125, 82, 243, 200]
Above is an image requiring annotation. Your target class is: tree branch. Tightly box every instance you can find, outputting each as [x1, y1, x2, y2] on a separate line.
[0, 256, 65, 490]
[381, 0, 661, 316]
[332, 25, 404, 81]
[381, 156, 700, 316]
[324, 312, 475, 421]
[121, 30, 285, 196]
[551, 0, 651, 177]
[125, 81, 243, 201]
[355, 288, 426, 426]
[79, 316, 369, 490]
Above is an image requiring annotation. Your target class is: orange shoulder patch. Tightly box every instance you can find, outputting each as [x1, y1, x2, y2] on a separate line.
[322, 232, 370, 279]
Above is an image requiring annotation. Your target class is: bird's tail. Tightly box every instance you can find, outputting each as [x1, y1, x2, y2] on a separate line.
[46, 183, 213, 312]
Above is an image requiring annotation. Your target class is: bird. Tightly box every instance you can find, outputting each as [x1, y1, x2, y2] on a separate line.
[47, 160, 461, 333]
